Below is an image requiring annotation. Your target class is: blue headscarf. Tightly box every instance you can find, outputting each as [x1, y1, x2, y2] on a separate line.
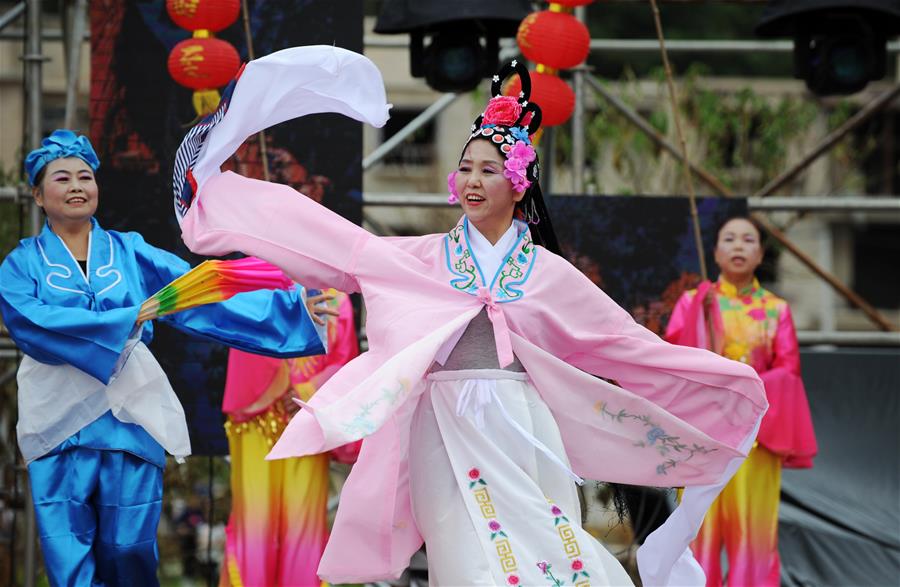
[24, 129, 100, 186]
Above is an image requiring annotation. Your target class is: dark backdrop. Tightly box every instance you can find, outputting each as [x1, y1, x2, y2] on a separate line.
[89, 0, 363, 454]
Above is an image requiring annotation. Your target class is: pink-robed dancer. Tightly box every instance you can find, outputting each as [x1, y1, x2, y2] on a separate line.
[666, 216, 817, 587]
[220, 290, 359, 586]
[172, 46, 768, 586]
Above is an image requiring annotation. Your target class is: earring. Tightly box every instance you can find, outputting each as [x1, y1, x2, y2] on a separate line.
[526, 196, 540, 225]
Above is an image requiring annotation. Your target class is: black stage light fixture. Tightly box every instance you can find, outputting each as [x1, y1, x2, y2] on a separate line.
[756, 0, 900, 96]
[374, 0, 532, 93]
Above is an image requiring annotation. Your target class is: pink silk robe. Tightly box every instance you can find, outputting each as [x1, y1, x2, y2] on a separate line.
[173, 45, 767, 586]
[666, 279, 817, 468]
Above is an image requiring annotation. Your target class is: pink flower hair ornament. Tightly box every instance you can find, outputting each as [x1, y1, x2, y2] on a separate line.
[447, 171, 460, 205]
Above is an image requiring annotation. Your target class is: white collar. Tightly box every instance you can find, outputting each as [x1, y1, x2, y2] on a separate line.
[466, 220, 520, 284]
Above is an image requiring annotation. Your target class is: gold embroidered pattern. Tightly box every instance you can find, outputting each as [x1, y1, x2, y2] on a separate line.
[472, 487, 498, 518]
[549, 501, 591, 586]
[467, 468, 522, 586]
[556, 524, 582, 558]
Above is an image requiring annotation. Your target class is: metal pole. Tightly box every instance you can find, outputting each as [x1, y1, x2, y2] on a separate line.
[362, 193, 900, 212]
[363, 36, 900, 55]
[586, 75, 899, 332]
[24, 0, 44, 238]
[818, 225, 835, 333]
[22, 3, 44, 581]
[363, 93, 459, 170]
[747, 196, 900, 212]
[572, 7, 587, 195]
[0, 1, 25, 33]
[542, 126, 556, 195]
[797, 331, 900, 346]
[753, 84, 900, 198]
[63, 0, 87, 129]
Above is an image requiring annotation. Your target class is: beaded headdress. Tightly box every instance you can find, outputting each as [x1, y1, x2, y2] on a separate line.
[449, 61, 556, 245]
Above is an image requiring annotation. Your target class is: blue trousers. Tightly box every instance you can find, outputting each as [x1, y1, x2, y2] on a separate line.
[28, 447, 163, 587]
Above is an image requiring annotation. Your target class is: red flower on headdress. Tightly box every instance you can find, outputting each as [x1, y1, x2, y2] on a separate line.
[483, 96, 522, 127]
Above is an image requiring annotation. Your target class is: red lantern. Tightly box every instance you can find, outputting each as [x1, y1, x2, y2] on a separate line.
[166, 0, 240, 33]
[517, 10, 590, 70]
[168, 37, 240, 89]
[505, 72, 575, 127]
[548, 0, 594, 7]
[168, 36, 240, 115]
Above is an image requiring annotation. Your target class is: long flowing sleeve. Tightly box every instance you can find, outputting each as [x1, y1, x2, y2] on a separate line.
[319, 295, 361, 464]
[0, 250, 139, 384]
[175, 46, 390, 292]
[521, 259, 766, 450]
[756, 304, 817, 468]
[182, 171, 366, 295]
[664, 281, 723, 353]
[305, 294, 358, 391]
[132, 234, 325, 358]
[664, 291, 693, 344]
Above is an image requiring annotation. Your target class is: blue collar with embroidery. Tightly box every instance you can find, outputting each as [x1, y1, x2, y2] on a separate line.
[444, 217, 537, 302]
[36, 218, 122, 297]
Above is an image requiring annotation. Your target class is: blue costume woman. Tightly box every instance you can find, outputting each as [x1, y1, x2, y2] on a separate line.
[0, 130, 329, 586]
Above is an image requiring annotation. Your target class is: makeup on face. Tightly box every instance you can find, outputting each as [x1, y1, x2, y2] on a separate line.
[455, 140, 524, 243]
[34, 157, 99, 228]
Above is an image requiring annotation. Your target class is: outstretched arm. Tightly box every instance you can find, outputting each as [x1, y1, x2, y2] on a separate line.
[174, 46, 391, 293]
[133, 233, 326, 358]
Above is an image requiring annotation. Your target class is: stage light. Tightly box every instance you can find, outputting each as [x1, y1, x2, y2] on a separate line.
[374, 0, 531, 93]
[756, 0, 900, 96]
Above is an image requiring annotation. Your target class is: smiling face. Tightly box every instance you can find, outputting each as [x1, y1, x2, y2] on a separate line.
[714, 217, 763, 284]
[455, 139, 525, 242]
[33, 157, 98, 229]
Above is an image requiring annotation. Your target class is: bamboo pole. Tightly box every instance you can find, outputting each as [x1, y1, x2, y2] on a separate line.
[240, 0, 269, 181]
[648, 0, 707, 281]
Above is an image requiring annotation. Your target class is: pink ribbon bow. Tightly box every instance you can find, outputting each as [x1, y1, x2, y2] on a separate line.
[477, 287, 515, 368]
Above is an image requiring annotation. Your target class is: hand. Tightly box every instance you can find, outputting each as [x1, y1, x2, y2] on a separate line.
[280, 391, 301, 416]
[136, 298, 159, 324]
[306, 291, 339, 326]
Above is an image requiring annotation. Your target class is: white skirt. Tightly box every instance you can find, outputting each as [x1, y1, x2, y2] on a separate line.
[409, 369, 634, 587]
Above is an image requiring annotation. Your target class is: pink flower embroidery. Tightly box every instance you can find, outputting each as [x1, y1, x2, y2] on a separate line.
[507, 574, 520, 585]
[489, 520, 501, 531]
[483, 96, 522, 126]
[537, 561, 550, 574]
[447, 171, 459, 204]
[571, 559, 584, 571]
[551, 505, 563, 516]
[747, 308, 767, 321]
[468, 468, 480, 480]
